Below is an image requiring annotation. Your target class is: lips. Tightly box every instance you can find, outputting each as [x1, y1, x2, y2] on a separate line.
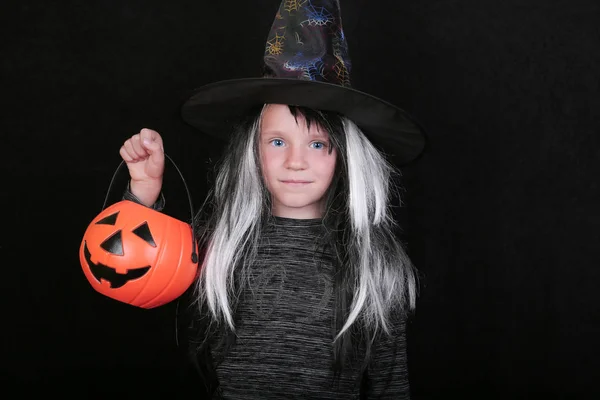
[280, 180, 312, 184]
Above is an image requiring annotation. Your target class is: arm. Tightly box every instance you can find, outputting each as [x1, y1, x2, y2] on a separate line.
[122, 180, 166, 212]
[365, 313, 411, 399]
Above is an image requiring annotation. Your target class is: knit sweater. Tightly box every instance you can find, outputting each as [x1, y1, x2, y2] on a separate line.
[122, 190, 411, 399]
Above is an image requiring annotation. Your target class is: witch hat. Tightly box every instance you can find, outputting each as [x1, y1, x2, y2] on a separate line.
[181, 0, 425, 165]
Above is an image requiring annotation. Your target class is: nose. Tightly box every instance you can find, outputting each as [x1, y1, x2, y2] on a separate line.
[284, 145, 308, 170]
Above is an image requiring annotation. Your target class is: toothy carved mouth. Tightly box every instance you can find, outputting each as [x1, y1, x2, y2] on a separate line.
[83, 242, 150, 288]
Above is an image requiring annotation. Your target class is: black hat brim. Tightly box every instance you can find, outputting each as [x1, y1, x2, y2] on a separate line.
[181, 77, 426, 165]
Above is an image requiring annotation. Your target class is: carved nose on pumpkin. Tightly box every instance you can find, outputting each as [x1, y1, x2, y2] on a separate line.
[101, 231, 124, 256]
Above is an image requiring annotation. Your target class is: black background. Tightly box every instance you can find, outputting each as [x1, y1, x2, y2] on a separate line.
[2, 0, 599, 398]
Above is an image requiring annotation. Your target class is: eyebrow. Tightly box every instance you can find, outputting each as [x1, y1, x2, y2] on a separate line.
[261, 129, 329, 139]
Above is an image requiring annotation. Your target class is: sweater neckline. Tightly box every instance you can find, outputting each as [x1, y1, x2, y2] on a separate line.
[269, 216, 324, 228]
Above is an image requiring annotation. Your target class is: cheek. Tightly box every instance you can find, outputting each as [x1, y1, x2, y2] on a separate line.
[260, 148, 278, 182]
[316, 152, 337, 182]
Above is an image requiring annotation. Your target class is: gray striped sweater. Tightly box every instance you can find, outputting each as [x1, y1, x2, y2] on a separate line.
[123, 190, 410, 399]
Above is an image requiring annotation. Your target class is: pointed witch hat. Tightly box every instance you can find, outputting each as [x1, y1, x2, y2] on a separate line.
[181, 0, 426, 165]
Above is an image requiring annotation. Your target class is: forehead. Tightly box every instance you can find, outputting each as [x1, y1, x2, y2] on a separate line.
[260, 104, 328, 137]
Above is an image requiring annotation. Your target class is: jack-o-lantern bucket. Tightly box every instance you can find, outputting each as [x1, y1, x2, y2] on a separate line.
[80, 155, 199, 309]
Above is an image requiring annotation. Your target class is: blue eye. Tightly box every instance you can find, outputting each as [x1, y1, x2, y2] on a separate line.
[271, 139, 284, 147]
[310, 142, 326, 150]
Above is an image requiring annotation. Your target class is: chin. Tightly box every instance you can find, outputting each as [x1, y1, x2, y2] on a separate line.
[278, 195, 316, 208]
[274, 196, 324, 216]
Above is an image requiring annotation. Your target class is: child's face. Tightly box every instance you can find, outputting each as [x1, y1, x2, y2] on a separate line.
[259, 104, 337, 219]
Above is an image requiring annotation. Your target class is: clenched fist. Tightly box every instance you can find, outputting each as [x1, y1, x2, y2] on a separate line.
[119, 128, 165, 207]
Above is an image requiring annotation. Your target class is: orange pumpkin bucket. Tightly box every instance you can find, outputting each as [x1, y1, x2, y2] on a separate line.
[79, 154, 199, 308]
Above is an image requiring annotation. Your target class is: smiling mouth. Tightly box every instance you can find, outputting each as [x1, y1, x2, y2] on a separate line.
[83, 241, 151, 288]
[281, 180, 312, 184]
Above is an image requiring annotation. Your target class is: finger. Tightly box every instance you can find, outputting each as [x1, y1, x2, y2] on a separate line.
[130, 134, 150, 159]
[140, 128, 163, 149]
[123, 139, 145, 161]
[140, 129, 165, 165]
[144, 140, 165, 167]
[139, 128, 155, 140]
[142, 136, 164, 154]
[119, 146, 135, 163]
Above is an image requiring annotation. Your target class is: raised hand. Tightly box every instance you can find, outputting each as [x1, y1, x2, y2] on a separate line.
[119, 128, 165, 207]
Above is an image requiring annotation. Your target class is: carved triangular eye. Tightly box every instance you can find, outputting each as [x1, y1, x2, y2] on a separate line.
[132, 222, 156, 247]
[100, 230, 124, 255]
[96, 212, 119, 225]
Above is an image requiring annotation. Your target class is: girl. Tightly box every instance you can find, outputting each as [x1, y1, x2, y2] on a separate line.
[119, 1, 425, 398]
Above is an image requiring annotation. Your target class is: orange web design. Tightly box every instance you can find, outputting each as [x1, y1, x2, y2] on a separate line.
[266, 33, 285, 55]
[284, 0, 307, 13]
[333, 56, 350, 86]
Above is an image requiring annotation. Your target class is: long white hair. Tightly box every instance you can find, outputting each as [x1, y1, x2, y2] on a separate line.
[193, 105, 417, 343]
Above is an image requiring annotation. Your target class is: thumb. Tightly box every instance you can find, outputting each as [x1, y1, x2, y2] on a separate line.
[142, 138, 164, 163]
